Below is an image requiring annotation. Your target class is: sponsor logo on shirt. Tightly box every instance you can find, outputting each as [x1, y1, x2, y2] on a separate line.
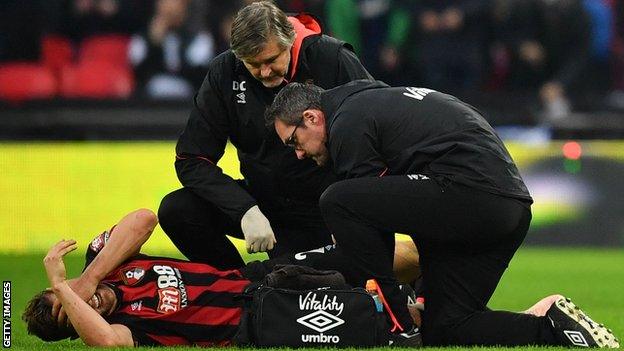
[157, 287, 181, 314]
[131, 301, 143, 311]
[153, 265, 188, 314]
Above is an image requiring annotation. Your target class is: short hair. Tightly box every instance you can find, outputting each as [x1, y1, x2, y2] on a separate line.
[230, 1, 295, 60]
[265, 82, 324, 127]
[22, 290, 78, 342]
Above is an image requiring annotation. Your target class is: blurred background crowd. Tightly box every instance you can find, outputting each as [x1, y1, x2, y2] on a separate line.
[0, 0, 623, 125]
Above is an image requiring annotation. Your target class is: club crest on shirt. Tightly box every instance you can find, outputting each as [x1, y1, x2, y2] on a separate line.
[121, 267, 145, 286]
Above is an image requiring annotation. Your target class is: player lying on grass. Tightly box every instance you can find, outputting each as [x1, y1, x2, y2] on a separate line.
[24, 209, 619, 347]
[22, 208, 421, 347]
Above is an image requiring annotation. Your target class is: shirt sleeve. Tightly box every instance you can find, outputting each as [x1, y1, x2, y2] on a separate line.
[83, 227, 114, 271]
[174, 65, 257, 223]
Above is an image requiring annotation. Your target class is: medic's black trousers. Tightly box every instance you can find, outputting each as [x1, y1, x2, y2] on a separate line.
[319, 175, 558, 346]
[158, 185, 333, 270]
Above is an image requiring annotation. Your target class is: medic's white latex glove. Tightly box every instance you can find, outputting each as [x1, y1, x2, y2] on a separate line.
[240, 205, 277, 253]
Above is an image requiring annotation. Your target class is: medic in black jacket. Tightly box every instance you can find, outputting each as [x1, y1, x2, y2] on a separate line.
[266, 80, 618, 347]
[158, 1, 372, 269]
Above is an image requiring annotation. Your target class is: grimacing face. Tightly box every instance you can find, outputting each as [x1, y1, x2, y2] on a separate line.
[241, 37, 291, 88]
[48, 283, 118, 319]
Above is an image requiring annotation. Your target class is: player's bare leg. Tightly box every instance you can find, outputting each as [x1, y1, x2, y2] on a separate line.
[393, 239, 420, 284]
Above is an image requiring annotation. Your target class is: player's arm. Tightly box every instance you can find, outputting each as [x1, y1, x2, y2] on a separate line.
[54, 209, 157, 324]
[175, 65, 257, 223]
[175, 66, 274, 253]
[44, 240, 134, 347]
[80, 208, 157, 287]
[53, 282, 134, 347]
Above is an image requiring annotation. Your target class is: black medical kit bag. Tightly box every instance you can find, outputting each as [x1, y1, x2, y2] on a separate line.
[233, 265, 389, 347]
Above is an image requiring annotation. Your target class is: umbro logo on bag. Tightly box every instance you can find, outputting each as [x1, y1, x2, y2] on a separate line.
[297, 310, 345, 333]
[297, 292, 345, 344]
[564, 330, 589, 347]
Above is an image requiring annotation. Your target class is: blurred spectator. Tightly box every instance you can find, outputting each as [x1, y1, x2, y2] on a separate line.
[527, 0, 590, 121]
[55, 0, 147, 44]
[0, 0, 45, 62]
[403, 0, 489, 94]
[325, 0, 410, 84]
[485, 0, 542, 90]
[205, 0, 245, 54]
[2, 0, 623, 122]
[487, 0, 591, 121]
[129, 0, 214, 100]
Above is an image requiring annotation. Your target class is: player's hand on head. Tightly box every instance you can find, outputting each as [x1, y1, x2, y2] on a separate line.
[241, 205, 277, 253]
[43, 239, 77, 287]
[53, 277, 97, 326]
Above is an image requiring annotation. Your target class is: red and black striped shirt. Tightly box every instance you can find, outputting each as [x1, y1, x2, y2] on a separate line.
[85, 230, 251, 346]
[99, 254, 250, 346]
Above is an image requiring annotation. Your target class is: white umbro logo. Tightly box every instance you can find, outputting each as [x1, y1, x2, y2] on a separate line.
[407, 174, 430, 180]
[236, 92, 246, 104]
[297, 310, 345, 333]
[564, 330, 589, 347]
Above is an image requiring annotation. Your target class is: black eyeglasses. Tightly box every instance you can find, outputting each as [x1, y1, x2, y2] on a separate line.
[284, 120, 303, 149]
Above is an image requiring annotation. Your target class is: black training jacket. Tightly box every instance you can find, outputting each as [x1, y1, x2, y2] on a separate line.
[174, 15, 373, 222]
[322, 80, 533, 203]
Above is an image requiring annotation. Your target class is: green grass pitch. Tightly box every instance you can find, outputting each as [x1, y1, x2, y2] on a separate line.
[2, 142, 624, 350]
[5, 248, 623, 350]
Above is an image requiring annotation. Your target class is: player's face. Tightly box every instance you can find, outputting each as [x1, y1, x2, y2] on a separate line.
[275, 114, 329, 166]
[48, 283, 117, 317]
[242, 37, 291, 88]
[88, 284, 118, 316]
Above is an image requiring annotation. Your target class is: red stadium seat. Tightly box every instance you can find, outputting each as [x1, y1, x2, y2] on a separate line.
[41, 35, 74, 72]
[60, 61, 134, 98]
[79, 35, 130, 67]
[0, 63, 57, 102]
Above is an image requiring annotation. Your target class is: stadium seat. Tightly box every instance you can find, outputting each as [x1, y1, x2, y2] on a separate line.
[0, 63, 57, 102]
[41, 35, 73, 72]
[60, 61, 134, 99]
[79, 35, 130, 67]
